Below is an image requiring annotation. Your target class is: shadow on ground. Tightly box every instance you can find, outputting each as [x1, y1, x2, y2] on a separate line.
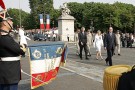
[19, 83, 44, 90]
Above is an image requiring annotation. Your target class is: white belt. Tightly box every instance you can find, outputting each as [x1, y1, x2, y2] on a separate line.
[0, 56, 21, 61]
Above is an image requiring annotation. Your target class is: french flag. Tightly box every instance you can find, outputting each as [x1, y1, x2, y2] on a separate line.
[28, 42, 68, 89]
[39, 14, 45, 30]
[46, 14, 50, 30]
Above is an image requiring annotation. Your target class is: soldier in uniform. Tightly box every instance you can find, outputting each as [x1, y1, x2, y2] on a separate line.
[0, 15, 26, 90]
[86, 29, 93, 56]
[115, 30, 121, 56]
[74, 29, 80, 55]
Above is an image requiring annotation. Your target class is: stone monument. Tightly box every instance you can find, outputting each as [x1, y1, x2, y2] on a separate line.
[58, 2, 75, 41]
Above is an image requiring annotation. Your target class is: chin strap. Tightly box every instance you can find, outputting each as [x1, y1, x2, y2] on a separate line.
[6, 20, 13, 30]
[0, 29, 9, 33]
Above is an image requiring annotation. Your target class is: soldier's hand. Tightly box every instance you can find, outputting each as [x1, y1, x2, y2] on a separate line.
[20, 44, 26, 52]
[104, 47, 106, 50]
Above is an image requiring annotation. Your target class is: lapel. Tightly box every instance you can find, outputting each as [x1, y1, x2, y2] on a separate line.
[111, 33, 114, 39]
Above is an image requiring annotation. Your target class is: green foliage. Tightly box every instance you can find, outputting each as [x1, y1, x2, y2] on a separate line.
[68, 2, 84, 28]
[8, 1, 135, 32]
[29, 0, 54, 29]
[68, 2, 135, 33]
[8, 8, 29, 29]
[51, 9, 61, 28]
[9, 0, 60, 30]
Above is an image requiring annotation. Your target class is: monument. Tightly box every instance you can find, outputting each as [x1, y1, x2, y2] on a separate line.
[58, 2, 75, 41]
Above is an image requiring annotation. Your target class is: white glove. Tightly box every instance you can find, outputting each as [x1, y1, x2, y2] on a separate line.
[20, 44, 26, 52]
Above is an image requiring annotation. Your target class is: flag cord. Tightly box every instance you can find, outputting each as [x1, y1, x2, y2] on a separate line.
[21, 69, 45, 83]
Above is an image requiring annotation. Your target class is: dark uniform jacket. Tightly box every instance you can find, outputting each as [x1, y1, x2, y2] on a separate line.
[0, 30, 25, 84]
[104, 33, 116, 50]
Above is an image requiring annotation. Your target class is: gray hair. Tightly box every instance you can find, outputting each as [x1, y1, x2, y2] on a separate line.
[81, 27, 85, 31]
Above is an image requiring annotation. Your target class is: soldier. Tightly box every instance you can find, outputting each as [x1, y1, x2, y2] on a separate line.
[86, 29, 93, 56]
[0, 15, 26, 90]
[74, 29, 80, 55]
[115, 30, 121, 56]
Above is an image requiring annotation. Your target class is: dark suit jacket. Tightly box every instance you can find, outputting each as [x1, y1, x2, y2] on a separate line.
[78, 32, 87, 45]
[104, 33, 116, 50]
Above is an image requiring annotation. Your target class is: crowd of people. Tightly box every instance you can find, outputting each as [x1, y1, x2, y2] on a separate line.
[74, 26, 135, 66]
[10, 30, 60, 42]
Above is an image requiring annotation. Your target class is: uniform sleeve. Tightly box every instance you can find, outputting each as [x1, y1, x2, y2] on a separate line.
[3, 36, 25, 55]
[78, 33, 81, 43]
[91, 34, 93, 45]
[114, 34, 117, 46]
[93, 35, 97, 48]
[101, 36, 104, 46]
[85, 33, 87, 43]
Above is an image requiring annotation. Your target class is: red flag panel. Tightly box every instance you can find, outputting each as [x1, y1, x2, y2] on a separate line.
[0, 0, 6, 9]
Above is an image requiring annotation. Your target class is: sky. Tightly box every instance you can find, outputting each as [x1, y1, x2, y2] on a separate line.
[1, 0, 135, 13]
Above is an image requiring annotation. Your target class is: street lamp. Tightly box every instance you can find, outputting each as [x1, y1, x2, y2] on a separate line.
[19, 0, 22, 28]
[42, 2, 46, 32]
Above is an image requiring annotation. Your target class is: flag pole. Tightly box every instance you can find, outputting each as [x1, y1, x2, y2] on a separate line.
[19, 0, 22, 28]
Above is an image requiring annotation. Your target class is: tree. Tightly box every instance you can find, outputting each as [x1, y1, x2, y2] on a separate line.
[113, 2, 135, 32]
[51, 9, 61, 28]
[29, 0, 54, 29]
[68, 2, 84, 28]
[8, 8, 29, 29]
[67, 2, 135, 32]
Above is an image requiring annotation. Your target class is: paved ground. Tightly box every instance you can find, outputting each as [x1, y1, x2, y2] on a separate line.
[18, 41, 135, 90]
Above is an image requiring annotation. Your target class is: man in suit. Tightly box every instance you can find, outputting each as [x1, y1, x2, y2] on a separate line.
[78, 27, 89, 60]
[104, 27, 116, 66]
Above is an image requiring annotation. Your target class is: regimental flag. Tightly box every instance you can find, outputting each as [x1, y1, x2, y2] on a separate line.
[39, 14, 45, 30]
[0, 0, 6, 9]
[28, 42, 68, 89]
[46, 14, 50, 30]
[0, 0, 6, 19]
